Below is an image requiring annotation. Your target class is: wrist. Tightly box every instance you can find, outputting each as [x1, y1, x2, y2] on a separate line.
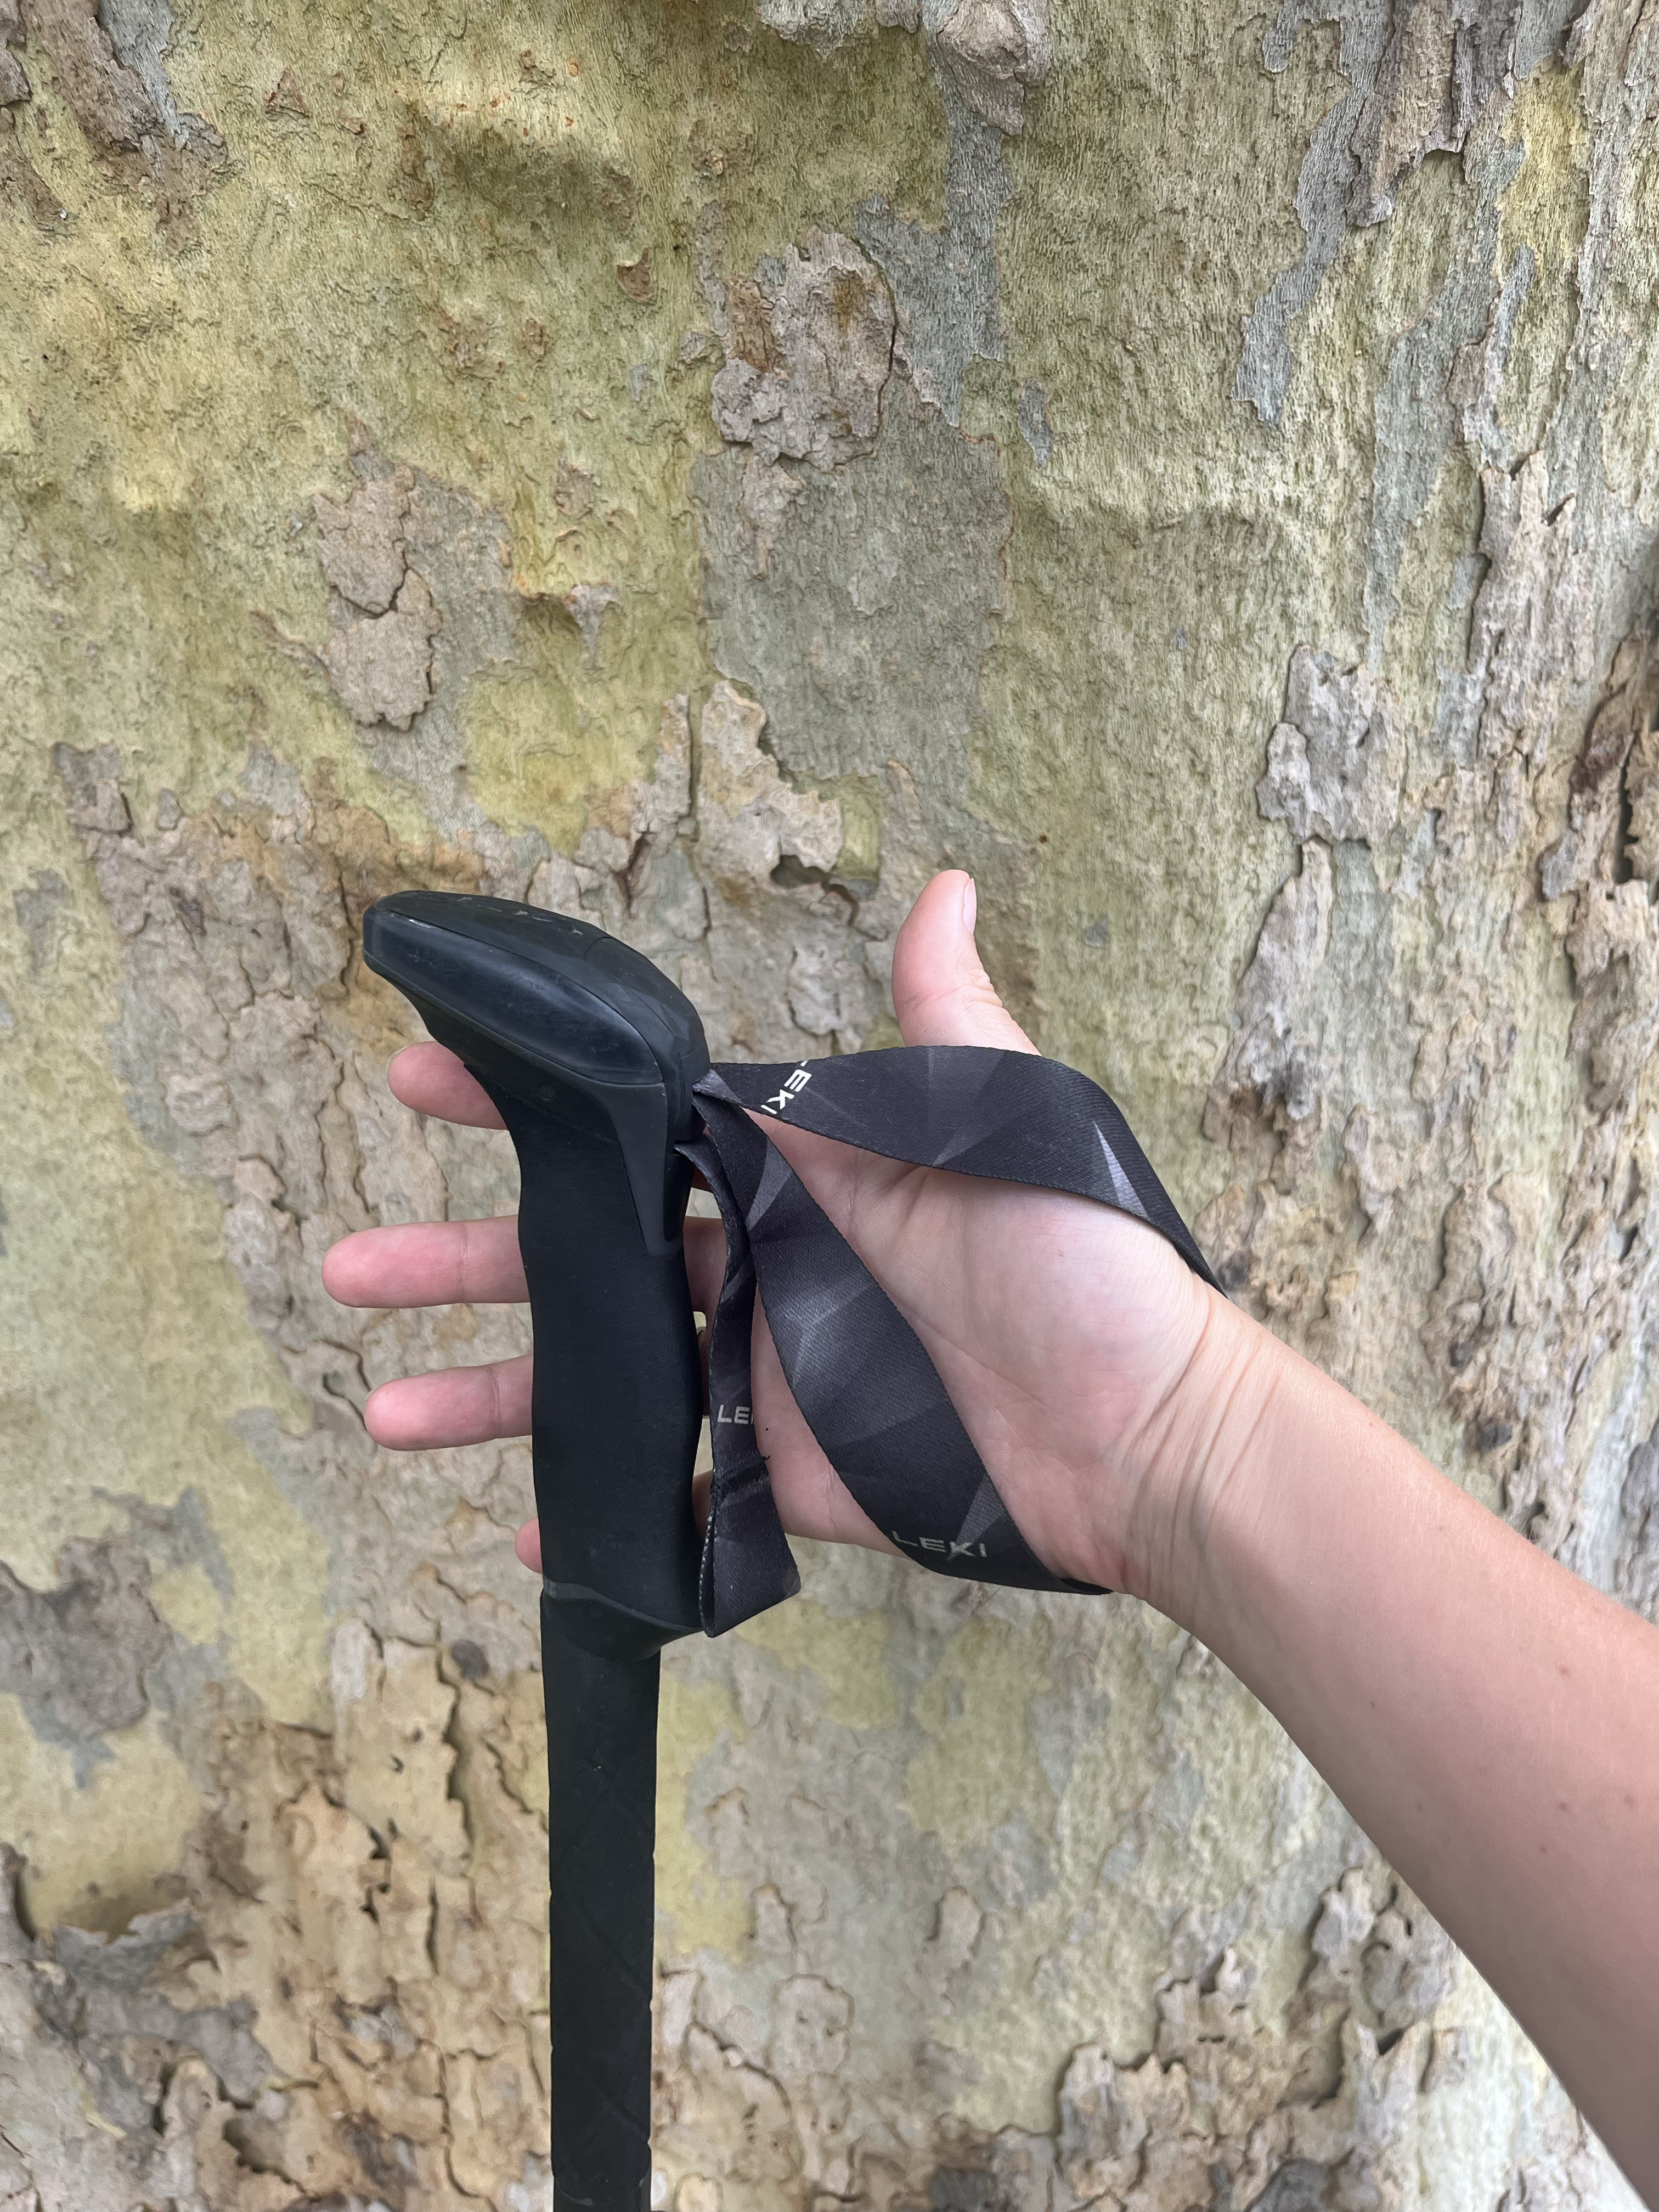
[1116, 1285, 1289, 1630]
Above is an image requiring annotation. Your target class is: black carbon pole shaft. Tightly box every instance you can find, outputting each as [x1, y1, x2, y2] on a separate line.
[544, 1624, 661, 2212]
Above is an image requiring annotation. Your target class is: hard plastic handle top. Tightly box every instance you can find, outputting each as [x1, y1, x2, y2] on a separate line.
[362, 891, 710, 1253]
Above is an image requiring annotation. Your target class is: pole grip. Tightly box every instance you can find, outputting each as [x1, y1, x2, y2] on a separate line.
[491, 1088, 704, 1658]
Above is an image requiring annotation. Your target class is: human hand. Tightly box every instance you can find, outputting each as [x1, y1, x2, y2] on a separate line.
[323, 871, 1236, 1604]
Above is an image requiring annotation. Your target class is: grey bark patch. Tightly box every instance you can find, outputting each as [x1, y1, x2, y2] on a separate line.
[1541, 630, 1659, 900]
[33, 1908, 272, 2131]
[1243, 2162, 1337, 2211]
[1616, 1432, 1659, 1617]
[754, 0, 873, 46]
[928, 0, 1052, 135]
[320, 566, 440, 729]
[96, 0, 217, 154]
[13, 867, 69, 974]
[1447, 242, 1534, 471]
[0, 1539, 171, 1781]
[710, 228, 895, 470]
[1235, 4, 1389, 426]
[1216, 839, 1335, 1126]
[309, 466, 444, 729]
[94, 1485, 235, 1606]
[748, 0, 1049, 132]
[1016, 378, 1052, 467]
[1257, 648, 1404, 846]
[1433, 453, 1592, 769]
[1363, 111, 1525, 651]
[695, 379, 1008, 798]
[1235, 0, 1578, 426]
[258, 441, 532, 839]
[856, 72, 1009, 424]
[52, 738, 132, 833]
[1361, 1897, 1454, 2032]
[702, 226, 895, 577]
[931, 2171, 1002, 2212]
[314, 471, 409, 612]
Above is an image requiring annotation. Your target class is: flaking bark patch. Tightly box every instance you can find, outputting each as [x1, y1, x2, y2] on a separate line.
[0, 1635, 552, 2207]
[16, 0, 224, 243]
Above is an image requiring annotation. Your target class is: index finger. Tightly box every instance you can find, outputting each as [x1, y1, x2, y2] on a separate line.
[388, 1042, 505, 1128]
[387, 1041, 715, 1196]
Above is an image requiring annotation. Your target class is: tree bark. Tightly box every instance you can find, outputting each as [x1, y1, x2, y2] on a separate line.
[1, 0, 1655, 2204]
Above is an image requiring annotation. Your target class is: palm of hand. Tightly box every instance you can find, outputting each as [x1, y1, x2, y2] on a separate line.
[752, 1122, 1205, 1588]
[323, 872, 1206, 1598]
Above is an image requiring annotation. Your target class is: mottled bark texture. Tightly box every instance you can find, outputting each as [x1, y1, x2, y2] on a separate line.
[2, 0, 1656, 2204]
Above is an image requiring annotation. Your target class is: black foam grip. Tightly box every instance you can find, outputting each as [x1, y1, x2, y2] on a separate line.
[545, 1615, 660, 2212]
[491, 1090, 703, 1650]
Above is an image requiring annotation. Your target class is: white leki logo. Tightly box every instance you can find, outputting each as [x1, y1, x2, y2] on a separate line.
[759, 1066, 814, 1117]
[892, 1531, 989, 1561]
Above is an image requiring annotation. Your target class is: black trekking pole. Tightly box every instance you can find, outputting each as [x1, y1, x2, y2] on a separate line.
[363, 891, 709, 2212]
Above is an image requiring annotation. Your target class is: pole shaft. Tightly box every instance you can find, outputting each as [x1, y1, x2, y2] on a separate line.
[546, 1610, 661, 2212]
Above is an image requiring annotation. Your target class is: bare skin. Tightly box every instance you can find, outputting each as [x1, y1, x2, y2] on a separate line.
[325, 870, 1659, 2203]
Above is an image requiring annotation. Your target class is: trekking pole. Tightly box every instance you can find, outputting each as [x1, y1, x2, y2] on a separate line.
[363, 891, 709, 2212]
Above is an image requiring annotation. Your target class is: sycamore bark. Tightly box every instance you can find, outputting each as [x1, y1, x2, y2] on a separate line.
[2, 0, 1656, 2204]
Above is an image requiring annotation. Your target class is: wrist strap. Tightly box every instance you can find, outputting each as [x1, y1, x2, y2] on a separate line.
[682, 1046, 1220, 1637]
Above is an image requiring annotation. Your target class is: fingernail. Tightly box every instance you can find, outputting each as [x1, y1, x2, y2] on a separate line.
[961, 874, 977, 934]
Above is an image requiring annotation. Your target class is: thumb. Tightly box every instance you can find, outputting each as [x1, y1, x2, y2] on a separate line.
[890, 871, 1037, 1053]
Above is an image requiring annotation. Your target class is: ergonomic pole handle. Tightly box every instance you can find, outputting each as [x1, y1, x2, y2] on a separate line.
[359, 893, 711, 2212]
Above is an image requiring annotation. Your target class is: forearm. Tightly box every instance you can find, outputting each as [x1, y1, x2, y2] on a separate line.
[1137, 1297, 1659, 2199]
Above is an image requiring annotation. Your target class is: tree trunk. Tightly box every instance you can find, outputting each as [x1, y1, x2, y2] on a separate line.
[2, 0, 1655, 2202]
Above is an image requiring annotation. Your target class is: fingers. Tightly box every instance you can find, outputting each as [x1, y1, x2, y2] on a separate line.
[364, 1353, 533, 1450]
[335, 1207, 727, 1472]
[890, 870, 1037, 1053]
[683, 1215, 726, 1319]
[704, 866, 1035, 1231]
[328, 1205, 726, 1318]
[515, 1466, 711, 1579]
[750, 1293, 899, 1554]
[324, 1215, 528, 1308]
[340, 1211, 726, 1463]
[388, 1042, 506, 1128]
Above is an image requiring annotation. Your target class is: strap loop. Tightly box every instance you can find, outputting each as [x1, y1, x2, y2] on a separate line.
[684, 1047, 1220, 1637]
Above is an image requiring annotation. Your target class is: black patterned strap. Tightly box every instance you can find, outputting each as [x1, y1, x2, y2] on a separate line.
[682, 1046, 1221, 1637]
